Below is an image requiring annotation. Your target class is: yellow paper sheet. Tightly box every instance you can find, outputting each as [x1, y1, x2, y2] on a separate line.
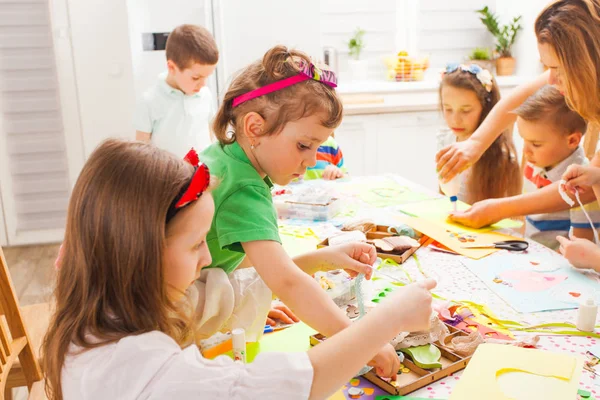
[399, 215, 521, 259]
[398, 197, 523, 233]
[449, 344, 583, 400]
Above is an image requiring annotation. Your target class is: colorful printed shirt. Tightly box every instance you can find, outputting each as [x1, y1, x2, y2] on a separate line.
[304, 136, 347, 180]
[523, 146, 600, 250]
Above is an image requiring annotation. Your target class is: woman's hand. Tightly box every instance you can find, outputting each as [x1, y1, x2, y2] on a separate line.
[436, 140, 483, 182]
[561, 164, 600, 194]
[556, 235, 600, 272]
[447, 198, 503, 228]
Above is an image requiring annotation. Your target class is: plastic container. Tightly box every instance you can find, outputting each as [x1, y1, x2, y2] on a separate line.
[576, 297, 598, 332]
[439, 172, 463, 212]
[273, 187, 340, 221]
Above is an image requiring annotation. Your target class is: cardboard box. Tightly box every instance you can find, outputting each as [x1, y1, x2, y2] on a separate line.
[317, 225, 429, 264]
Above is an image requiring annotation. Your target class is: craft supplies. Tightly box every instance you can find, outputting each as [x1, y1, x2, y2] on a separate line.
[449, 344, 584, 400]
[461, 239, 529, 252]
[232, 328, 246, 363]
[328, 230, 367, 246]
[342, 218, 377, 234]
[463, 253, 600, 313]
[439, 172, 462, 212]
[558, 181, 600, 244]
[576, 297, 598, 332]
[400, 345, 442, 369]
[273, 185, 341, 221]
[319, 225, 426, 264]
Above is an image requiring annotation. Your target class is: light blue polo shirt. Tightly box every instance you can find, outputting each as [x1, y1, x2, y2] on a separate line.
[134, 72, 216, 157]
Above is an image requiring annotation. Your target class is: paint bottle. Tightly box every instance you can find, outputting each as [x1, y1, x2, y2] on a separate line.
[232, 328, 246, 363]
[576, 297, 598, 332]
[439, 172, 463, 212]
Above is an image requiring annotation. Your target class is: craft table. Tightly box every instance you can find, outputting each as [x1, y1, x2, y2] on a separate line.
[272, 175, 600, 400]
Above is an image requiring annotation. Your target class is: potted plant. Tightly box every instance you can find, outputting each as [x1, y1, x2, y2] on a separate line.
[347, 27, 368, 81]
[476, 6, 522, 76]
[467, 47, 495, 73]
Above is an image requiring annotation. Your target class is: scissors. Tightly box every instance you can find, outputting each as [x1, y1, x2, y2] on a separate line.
[461, 240, 529, 252]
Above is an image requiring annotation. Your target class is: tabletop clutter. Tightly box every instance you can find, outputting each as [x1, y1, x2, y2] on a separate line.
[217, 177, 600, 399]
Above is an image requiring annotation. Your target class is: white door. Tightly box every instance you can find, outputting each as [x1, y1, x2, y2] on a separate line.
[0, 0, 83, 245]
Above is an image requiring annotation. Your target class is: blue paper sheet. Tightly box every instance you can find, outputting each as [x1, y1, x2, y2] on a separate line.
[462, 252, 600, 313]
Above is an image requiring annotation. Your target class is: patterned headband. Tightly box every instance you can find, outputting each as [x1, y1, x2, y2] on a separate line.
[232, 60, 337, 108]
[443, 63, 494, 93]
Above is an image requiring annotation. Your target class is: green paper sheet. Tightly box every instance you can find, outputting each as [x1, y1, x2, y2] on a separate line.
[397, 197, 523, 232]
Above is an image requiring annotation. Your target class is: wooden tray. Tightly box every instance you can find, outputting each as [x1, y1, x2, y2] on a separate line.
[317, 225, 429, 264]
[310, 324, 473, 396]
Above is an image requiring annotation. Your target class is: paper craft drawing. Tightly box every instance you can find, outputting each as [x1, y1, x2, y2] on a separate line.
[463, 253, 600, 313]
[337, 177, 437, 208]
[496, 270, 568, 292]
[398, 215, 520, 259]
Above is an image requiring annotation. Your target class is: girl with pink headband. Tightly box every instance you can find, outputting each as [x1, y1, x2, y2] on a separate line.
[195, 45, 436, 396]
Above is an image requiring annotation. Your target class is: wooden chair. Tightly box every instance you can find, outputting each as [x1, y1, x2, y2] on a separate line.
[0, 246, 50, 400]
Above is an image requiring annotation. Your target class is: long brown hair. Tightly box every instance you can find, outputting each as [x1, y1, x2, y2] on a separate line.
[535, 0, 600, 125]
[440, 69, 522, 203]
[213, 45, 343, 144]
[42, 139, 196, 400]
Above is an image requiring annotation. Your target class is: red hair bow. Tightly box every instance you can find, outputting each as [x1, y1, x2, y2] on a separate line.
[174, 148, 210, 209]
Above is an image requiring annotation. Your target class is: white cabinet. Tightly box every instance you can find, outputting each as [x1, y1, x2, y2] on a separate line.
[337, 111, 442, 192]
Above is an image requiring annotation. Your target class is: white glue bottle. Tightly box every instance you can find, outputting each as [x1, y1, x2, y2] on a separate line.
[232, 328, 246, 363]
[439, 172, 462, 212]
[576, 297, 598, 332]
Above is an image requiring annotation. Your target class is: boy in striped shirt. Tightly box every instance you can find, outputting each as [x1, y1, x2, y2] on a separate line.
[304, 135, 347, 180]
[515, 85, 600, 249]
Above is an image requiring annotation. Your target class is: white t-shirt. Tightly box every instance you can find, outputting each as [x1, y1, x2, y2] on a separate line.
[134, 72, 216, 158]
[62, 331, 314, 400]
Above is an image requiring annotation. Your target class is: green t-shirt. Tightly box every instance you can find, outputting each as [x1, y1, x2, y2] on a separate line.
[200, 141, 281, 274]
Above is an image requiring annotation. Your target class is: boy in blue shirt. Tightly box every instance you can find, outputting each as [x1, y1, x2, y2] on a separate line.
[135, 24, 219, 157]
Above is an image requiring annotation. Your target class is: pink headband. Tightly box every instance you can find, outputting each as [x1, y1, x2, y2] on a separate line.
[232, 61, 337, 108]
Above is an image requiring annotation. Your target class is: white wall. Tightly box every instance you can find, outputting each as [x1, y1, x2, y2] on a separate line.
[126, 0, 214, 100]
[495, 0, 548, 77]
[217, 0, 321, 90]
[67, 0, 136, 156]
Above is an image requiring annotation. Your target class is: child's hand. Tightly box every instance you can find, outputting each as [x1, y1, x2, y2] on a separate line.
[448, 198, 502, 228]
[367, 343, 400, 379]
[320, 242, 377, 279]
[266, 300, 300, 326]
[322, 165, 344, 180]
[561, 164, 600, 194]
[389, 279, 437, 332]
[556, 235, 600, 271]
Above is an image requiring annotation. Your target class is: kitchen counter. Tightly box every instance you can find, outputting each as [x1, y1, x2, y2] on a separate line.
[338, 76, 533, 115]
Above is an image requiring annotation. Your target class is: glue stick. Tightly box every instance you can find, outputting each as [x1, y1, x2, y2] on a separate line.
[439, 172, 462, 212]
[232, 328, 246, 363]
[576, 298, 598, 332]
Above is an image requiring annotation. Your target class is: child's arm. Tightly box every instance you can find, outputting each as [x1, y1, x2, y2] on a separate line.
[449, 186, 598, 228]
[242, 241, 356, 337]
[437, 70, 550, 181]
[557, 236, 600, 272]
[562, 163, 600, 207]
[292, 242, 375, 277]
[136, 131, 151, 142]
[307, 279, 436, 400]
[243, 240, 400, 377]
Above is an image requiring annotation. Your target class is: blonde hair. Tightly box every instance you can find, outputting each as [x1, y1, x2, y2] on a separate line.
[42, 140, 199, 400]
[440, 68, 522, 203]
[514, 85, 588, 135]
[212, 45, 343, 144]
[166, 24, 219, 69]
[535, 0, 600, 125]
